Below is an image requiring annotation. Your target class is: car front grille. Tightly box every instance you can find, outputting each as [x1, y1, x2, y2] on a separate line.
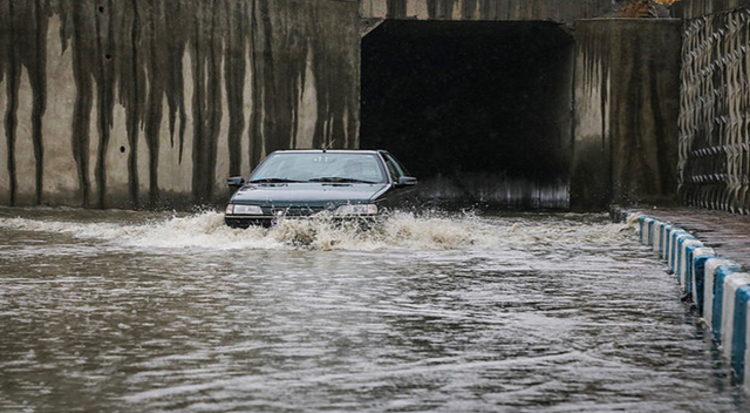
[267, 206, 327, 217]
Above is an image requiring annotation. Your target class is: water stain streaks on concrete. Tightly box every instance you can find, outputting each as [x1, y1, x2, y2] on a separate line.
[0, 0, 360, 208]
[368, 0, 633, 21]
[0, 0, 683, 210]
[1, 0, 48, 206]
[571, 20, 680, 210]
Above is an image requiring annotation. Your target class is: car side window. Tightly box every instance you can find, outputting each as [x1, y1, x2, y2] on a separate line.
[384, 160, 399, 181]
[382, 153, 407, 182]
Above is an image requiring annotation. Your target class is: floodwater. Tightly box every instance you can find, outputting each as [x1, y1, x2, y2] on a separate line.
[0, 207, 746, 412]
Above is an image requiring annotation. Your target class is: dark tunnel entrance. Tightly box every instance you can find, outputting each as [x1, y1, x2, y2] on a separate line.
[360, 21, 575, 209]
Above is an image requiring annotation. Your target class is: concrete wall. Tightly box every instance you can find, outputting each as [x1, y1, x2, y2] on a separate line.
[671, 0, 750, 19]
[679, 5, 750, 213]
[0, 0, 689, 212]
[571, 19, 681, 210]
[0, 0, 360, 209]
[360, 0, 631, 21]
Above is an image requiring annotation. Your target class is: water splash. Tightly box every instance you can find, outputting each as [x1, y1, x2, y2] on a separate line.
[0, 209, 638, 252]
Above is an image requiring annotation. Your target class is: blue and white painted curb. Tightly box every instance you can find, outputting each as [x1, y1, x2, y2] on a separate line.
[617, 211, 749, 388]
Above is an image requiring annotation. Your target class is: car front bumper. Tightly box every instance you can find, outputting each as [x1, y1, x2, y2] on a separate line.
[224, 214, 383, 229]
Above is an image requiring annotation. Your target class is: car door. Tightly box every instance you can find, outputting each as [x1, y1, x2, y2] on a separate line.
[378, 151, 418, 209]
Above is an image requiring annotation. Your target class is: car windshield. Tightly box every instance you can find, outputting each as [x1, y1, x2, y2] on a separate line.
[249, 153, 387, 184]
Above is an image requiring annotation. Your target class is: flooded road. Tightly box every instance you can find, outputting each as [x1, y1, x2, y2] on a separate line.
[0, 208, 746, 412]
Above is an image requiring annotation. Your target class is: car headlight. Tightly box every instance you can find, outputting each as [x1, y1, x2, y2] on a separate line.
[333, 204, 378, 216]
[225, 204, 263, 215]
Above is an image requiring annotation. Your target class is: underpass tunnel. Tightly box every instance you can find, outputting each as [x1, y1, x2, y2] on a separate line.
[361, 21, 575, 209]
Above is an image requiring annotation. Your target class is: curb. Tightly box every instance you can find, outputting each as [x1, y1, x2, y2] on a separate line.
[614, 209, 750, 389]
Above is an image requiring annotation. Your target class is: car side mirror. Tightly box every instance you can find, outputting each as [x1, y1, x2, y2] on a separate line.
[227, 176, 246, 188]
[397, 176, 418, 187]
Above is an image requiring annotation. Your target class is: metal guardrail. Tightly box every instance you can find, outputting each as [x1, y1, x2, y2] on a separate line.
[679, 7, 750, 213]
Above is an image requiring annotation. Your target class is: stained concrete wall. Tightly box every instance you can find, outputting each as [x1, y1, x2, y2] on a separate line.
[0, 0, 360, 208]
[360, 0, 629, 21]
[571, 19, 681, 210]
[0, 0, 688, 212]
[671, 0, 750, 19]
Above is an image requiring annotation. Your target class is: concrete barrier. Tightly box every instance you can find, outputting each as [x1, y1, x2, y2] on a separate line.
[745, 308, 750, 392]
[721, 273, 750, 379]
[713, 264, 744, 341]
[652, 221, 671, 259]
[677, 238, 703, 290]
[656, 221, 669, 258]
[704, 258, 742, 331]
[682, 241, 707, 294]
[639, 216, 655, 245]
[691, 247, 716, 313]
[619, 211, 749, 385]
[668, 231, 692, 274]
[664, 225, 684, 272]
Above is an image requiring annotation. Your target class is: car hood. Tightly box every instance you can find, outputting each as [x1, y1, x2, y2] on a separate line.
[229, 183, 389, 206]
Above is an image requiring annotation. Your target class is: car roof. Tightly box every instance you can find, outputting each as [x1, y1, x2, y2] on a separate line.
[269, 149, 385, 155]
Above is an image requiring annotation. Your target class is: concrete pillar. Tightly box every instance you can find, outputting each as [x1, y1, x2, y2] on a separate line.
[571, 19, 681, 210]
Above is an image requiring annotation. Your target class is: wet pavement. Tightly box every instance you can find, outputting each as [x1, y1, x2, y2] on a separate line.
[620, 207, 750, 268]
[0, 208, 748, 412]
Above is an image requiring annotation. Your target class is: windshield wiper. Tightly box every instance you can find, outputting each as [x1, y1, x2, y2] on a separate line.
[308, 177, 377, 184]
[248, 178, 305, 184]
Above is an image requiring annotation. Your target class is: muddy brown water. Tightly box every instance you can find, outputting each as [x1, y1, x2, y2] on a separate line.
[0, 208, 746, 412]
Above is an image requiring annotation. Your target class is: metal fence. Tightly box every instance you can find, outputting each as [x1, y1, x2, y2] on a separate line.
[679, 6, 750, 213]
